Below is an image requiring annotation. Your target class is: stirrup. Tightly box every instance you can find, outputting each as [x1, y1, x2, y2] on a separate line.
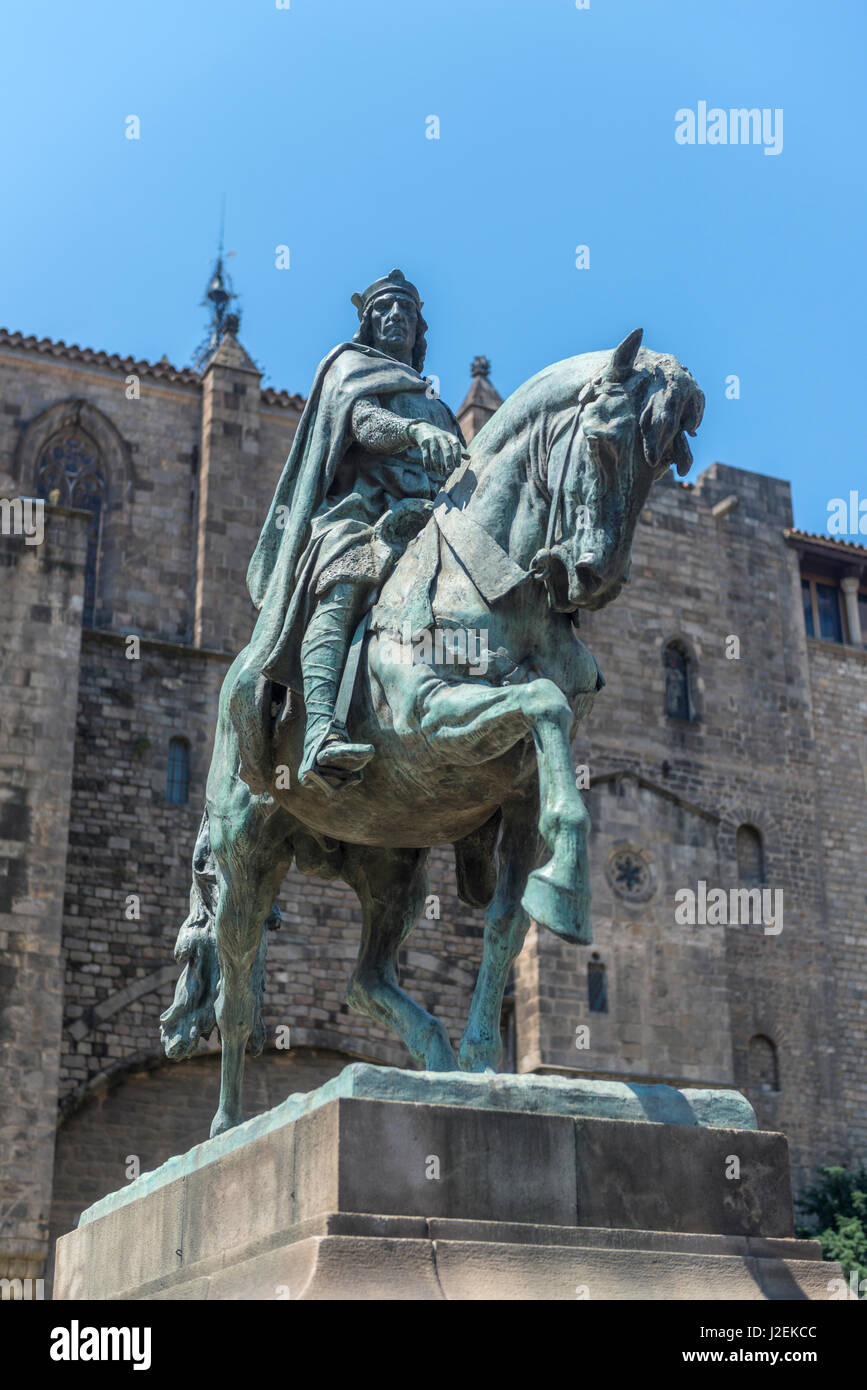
[298, 727, 371, 794]
[298, 763, 366, 795]
[316, 738, 374, 773]
[297, 763, 342, 795]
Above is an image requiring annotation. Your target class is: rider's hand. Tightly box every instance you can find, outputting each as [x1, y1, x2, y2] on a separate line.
[408, 421, 464, 478]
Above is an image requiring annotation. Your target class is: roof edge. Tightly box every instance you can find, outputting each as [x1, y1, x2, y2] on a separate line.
[0, 327, 305, 410]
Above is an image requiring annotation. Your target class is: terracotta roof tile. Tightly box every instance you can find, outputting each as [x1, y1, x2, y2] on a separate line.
[783, 527, 867, 559]
[0, 327, 304, 410]
[260, 386, 305, 410]
[0, 327, 200, 384]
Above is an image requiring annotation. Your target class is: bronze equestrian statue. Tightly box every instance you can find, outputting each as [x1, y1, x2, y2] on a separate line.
[160, 270, 704, 1137]
[233, 269, 467, 794]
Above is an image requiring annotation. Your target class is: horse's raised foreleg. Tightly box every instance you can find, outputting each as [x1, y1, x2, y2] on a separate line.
[208, 786, 293, 1137]
[458, 794, 540, 1072]
[519, 679, 592, 944]
[417, 675, 591, 943]
[343, 844, 458, 1071]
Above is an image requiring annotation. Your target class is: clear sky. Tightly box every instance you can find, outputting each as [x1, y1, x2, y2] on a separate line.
[2, 0, 864, 535]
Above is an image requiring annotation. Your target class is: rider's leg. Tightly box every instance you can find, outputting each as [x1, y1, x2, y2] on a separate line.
[298, 581, 374, 786]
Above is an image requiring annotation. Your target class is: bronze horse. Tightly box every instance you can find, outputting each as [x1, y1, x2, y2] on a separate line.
[160, 330, 704, 1136]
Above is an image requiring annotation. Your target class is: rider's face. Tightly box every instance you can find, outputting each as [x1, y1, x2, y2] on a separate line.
[369, 294, 417, 361]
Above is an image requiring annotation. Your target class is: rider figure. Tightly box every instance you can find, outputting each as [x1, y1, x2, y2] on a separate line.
[233, 270, 466, 794]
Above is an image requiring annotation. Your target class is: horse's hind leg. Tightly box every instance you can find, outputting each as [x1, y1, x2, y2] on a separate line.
[343, 845, 458, 1071]
[459, 795, 540, 1072]
[209, 786, 293, 1137]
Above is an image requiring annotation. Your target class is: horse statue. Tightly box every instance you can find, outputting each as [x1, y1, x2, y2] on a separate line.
[160, 328, 704, 1137]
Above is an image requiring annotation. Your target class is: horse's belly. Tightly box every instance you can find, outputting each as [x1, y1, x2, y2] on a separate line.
[275, 724, 522, 848]
[280, 785, 501, 849]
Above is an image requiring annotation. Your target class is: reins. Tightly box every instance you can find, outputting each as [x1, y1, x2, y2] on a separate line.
[431, 374, 605, 601]
[543, 376, 600, 553]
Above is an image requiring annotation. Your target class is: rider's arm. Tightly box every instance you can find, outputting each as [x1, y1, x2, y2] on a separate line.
[350, 397, 417, 454]
[350, 398, 464, 477]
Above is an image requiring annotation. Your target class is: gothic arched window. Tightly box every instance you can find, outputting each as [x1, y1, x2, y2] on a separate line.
[736, 824, 765, 885]
[588, 956, 608, 1013]
[663, 640, 694, 721]
[747, 1035, 779, 1093]
[36, 431, 105, 626]
[166, 738, 190, 805]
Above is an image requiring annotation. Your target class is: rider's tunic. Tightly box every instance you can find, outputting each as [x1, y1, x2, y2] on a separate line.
[305, 388, 458, 593]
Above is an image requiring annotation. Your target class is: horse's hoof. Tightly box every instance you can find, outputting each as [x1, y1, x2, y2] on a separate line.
[210, 1109, 241, 1139]
[417, 1024, 458, 1072]
[458, 1035, 501, 1073]
[522, 869, 592, 944]
[424, 1042, 460, 1072]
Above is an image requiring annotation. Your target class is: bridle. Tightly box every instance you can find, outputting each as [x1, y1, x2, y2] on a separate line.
[542, 374, 602, 554]
[432, 367, 644, 610]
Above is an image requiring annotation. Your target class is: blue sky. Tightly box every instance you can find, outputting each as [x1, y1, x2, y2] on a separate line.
[1, 0, 864, 535]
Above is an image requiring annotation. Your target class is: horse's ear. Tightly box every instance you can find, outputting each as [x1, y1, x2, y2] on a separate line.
[605, 328, 643, 383]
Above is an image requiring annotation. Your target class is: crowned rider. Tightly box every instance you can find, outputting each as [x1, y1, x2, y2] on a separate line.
[232, 269, 466, 793]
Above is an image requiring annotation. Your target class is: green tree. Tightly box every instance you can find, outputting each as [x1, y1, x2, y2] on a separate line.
[796, 1165, 867, 1298]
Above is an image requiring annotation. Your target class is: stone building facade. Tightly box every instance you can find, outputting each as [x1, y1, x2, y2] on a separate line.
[0, 306, 864, 1288]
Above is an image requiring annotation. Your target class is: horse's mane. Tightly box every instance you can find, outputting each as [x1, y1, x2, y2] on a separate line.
[448, 345, 694, 497]
[464, 347, 678, 458]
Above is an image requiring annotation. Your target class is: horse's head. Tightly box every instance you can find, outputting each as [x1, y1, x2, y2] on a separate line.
[533, 330, 705, 612]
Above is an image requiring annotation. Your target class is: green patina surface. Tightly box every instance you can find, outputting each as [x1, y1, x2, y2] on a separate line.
[78, 1063, 756, 1227]
[158, 289, 707, 1141]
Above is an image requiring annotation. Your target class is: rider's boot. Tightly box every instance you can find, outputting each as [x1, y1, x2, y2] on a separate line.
[298, 581, 374, 790]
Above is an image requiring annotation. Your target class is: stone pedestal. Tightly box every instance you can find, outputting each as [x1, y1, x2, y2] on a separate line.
[53, 1066, 839, 1300]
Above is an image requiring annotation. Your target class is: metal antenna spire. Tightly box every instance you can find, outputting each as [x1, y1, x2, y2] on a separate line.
[193, 198, 240, 370]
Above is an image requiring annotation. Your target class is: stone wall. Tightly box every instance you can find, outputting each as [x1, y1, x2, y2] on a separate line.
[526, 464, 849, 1188]
[807, 640, 867, 1163]
[45, 1046, 355, 1289]
[0, 504, 88, 1279]
[194, 339, 296, 655]
[0, 339, 301, 652]
[2, 331, 864, 1279]
[57, 629, 488, 1110]
[58, 631, 228, 1097]
[0, 349, 201, 641]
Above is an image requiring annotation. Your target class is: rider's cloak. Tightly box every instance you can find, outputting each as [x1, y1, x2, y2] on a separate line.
[243, 342, 460, 694]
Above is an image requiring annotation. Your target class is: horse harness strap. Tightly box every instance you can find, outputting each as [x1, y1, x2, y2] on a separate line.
[544, 376, 599, 553]
[331, 379, 599, 740]
[431, 377, 601, 597]
[331, 610, 370, 741]
[433, 492, 530, 604]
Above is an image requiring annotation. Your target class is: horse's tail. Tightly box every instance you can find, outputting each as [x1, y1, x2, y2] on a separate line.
[160, 806, 278, 1061]
[159, 808, 221, 1059]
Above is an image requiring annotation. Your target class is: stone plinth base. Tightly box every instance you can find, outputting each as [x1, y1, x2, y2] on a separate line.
[53, 1067, 839, 1300]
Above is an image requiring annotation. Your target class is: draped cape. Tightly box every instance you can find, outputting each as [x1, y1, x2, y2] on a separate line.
[244, 342, 457, 690]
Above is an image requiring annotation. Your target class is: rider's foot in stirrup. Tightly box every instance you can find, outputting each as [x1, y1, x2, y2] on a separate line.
[315, 735, 374, 774]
